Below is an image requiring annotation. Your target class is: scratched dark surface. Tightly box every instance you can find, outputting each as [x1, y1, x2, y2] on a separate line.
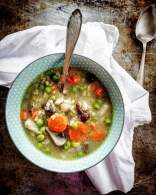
[0, 0, 156, 195]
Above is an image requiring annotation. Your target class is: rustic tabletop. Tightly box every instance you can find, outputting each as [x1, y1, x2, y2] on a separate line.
[0, 1, 156, 195]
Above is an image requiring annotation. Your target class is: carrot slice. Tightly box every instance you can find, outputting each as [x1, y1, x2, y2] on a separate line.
[66, 75, 80, 85]
[31, 110, 38, 120]
[68, 129, 86, 142]
[77, 121, 89, 134]
[90, 82, 106, 97]
[94, 87, 105, 97]
[90, 130, 107, 142]
[68, 121, 89, 142]
[20, 111, 28, 121]
[48, 114, 68, 133]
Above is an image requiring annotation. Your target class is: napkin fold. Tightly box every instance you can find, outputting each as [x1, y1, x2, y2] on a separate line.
[0, 23, 151, 194]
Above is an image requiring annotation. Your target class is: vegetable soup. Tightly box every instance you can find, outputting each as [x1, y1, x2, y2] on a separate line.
[20, 68, 112, 160]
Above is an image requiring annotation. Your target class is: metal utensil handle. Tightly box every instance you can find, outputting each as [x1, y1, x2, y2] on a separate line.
[60, 9, 82, 90]
[136, 42, 147, 86]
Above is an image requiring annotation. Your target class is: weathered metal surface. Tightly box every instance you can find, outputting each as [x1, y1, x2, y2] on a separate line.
[0, 0, 156, 194]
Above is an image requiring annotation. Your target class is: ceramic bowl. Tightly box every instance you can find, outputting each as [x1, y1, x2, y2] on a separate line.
[6, 53, 124, 173]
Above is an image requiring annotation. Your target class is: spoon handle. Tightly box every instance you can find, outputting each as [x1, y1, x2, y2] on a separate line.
[59, 9, 82, 91]
[137, 42, 147, 86]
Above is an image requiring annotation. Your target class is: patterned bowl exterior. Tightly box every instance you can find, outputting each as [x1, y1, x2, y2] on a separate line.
[6, 53, 124, 173]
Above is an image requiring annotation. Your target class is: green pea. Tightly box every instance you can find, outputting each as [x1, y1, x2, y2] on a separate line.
[36, 142, 44, 149]
[43, 147, 51, 154]
[45, 86, 51, 94]
[36, 119, 44, 127]
[45, 81, 50, 86]
[93, 103, 101, 110]
[77, 151, 85, 157]
[91, 112, 98, 121]
[71, 142, 80, 147]
[64, 141, 71, 150]
[92, 112, 96, 117]
[104, 118, 112, 125]
[79, 85, 87, 91]
[36, 134, 45, 142]
[50, 95, 56, 101]
[70, 121, 78, 130]
[39, 126, 46, 133]
[67, 111, 74, 117]
[91, 113, 98, 121]
[71, 86, 77, 93]
[96, 99, 103, 106]
[52, 74, 60, 82]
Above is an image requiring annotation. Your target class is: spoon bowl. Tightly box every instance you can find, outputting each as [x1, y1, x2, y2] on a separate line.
[136, 4, 156, 42]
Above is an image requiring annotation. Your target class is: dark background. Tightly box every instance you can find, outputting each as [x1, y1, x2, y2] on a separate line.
[0, 0, 156, 195]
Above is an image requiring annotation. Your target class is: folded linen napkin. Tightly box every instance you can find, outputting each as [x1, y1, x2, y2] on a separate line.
[0, 23, 151, 194]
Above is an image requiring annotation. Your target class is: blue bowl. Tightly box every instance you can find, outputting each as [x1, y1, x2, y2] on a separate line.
[6, 53, 124, 173]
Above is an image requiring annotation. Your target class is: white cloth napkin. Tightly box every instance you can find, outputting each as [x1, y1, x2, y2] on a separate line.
[0, 23, 151, 194]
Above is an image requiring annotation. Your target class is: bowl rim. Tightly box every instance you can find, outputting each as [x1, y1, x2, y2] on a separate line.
[5, 53, 125, 173]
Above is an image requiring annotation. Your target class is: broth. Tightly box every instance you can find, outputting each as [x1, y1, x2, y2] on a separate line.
[20, 68, 112, 160]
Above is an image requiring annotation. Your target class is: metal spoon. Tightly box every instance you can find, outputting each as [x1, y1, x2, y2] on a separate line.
[135, 4, 156, 86]
[59, 9, 82, 92]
